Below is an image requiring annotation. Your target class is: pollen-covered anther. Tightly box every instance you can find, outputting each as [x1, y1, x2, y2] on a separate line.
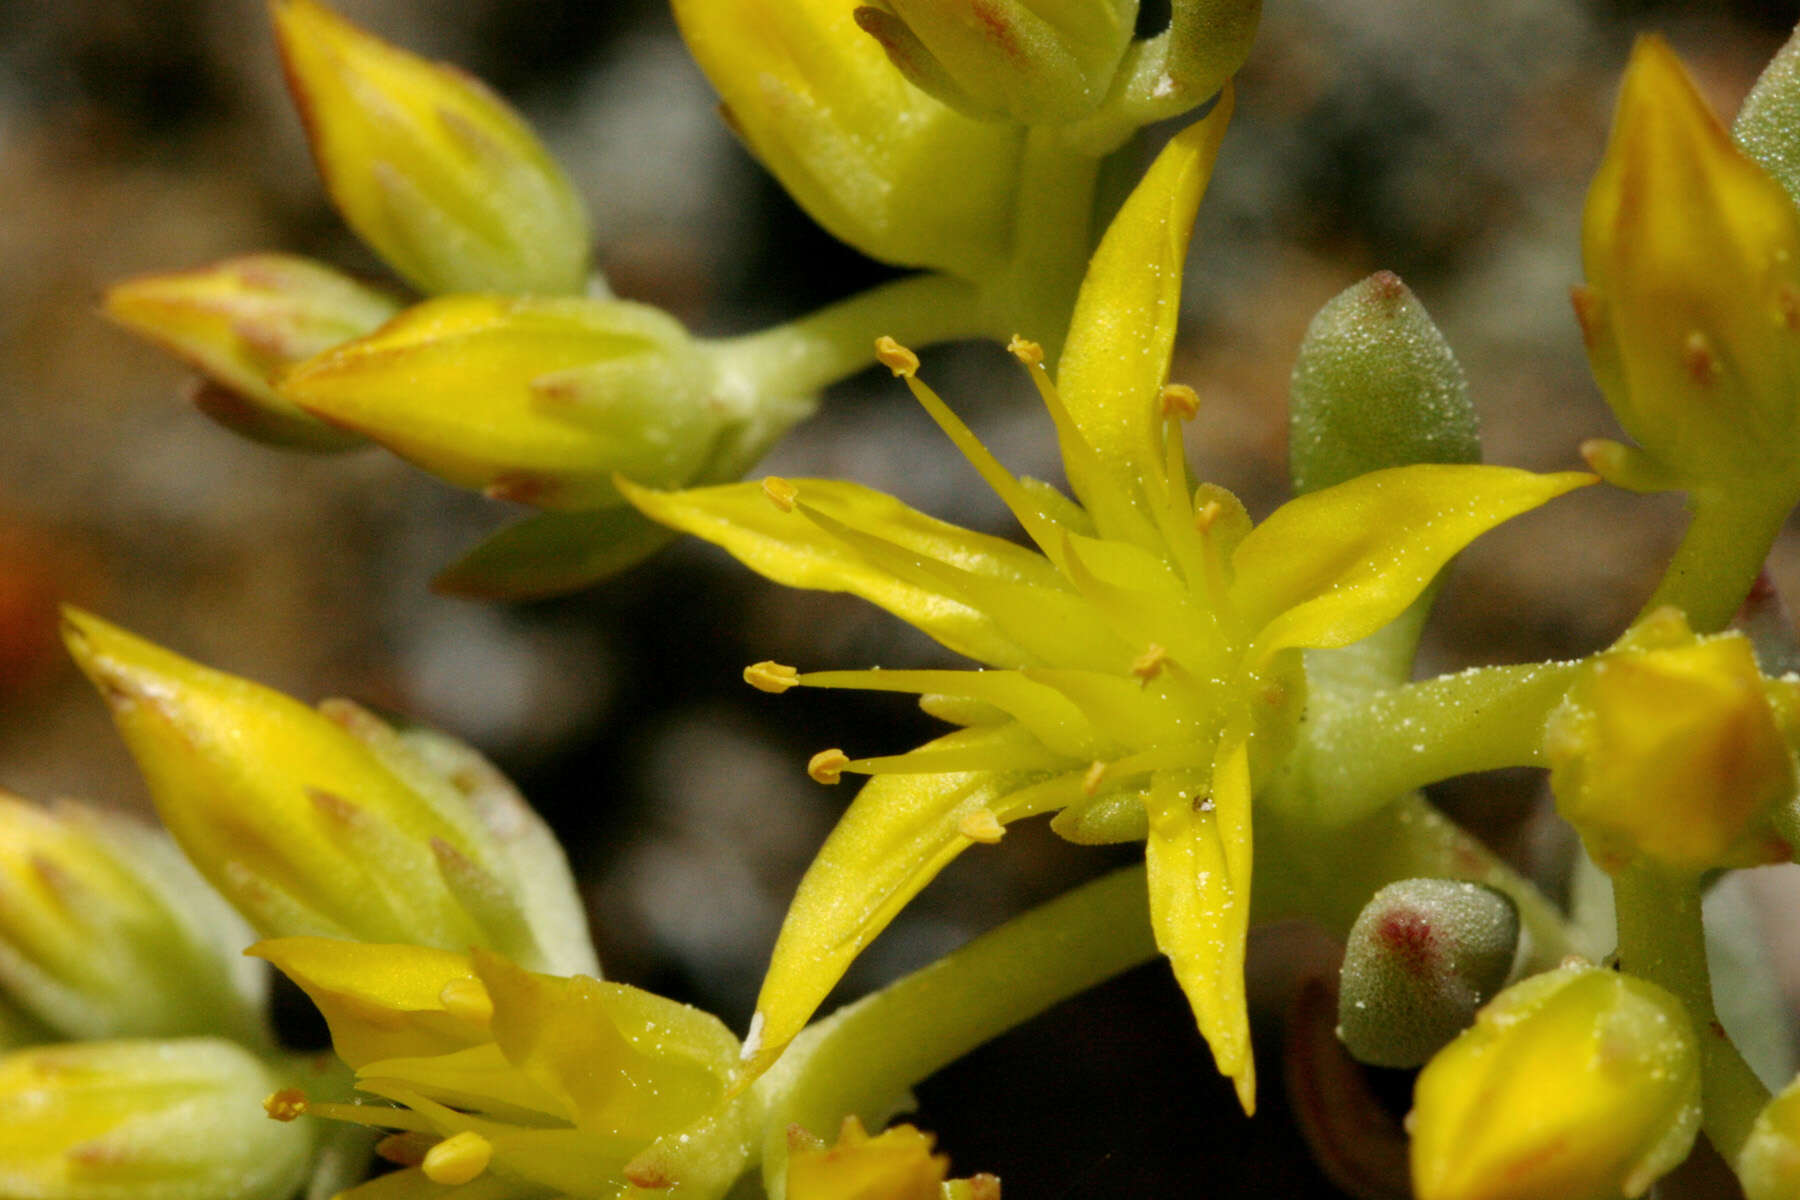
[744, 660, 800, 693]
[762, 476, 799, 512]
[1683, 330, 1718, 384]
[1194, 499, 1224, 533]
[421, 1131, 494, 1186]
[438, 977, 494, 1025]
[1579, 438, 1630, 478]
[1132, 643, 1169, 681]
[1083, 760, 1107, 796]
[958, 809, 1006, 843]
[1159, 383, 1200, 421]
[1006, 335, 1045, 366]
[874, 336, 919, 378]
[263, 1088, 308, 1122]
[808, 748, 850, 785]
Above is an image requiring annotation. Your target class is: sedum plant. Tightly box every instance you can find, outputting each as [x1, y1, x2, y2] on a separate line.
[9, 3, 1800, 1199]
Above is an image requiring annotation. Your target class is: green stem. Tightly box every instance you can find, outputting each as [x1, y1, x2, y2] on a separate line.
[754, 865, 1156, 1198]
[1613, 865, 1770, 1166]
[713, 273, 991, 401]
[1645, 485, 1793, 634]
[986, 126, 1103, 357]
[1270, 660, 1587, 827]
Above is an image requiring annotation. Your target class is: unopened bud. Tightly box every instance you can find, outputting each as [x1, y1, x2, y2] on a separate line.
[61, 608, 595, 975]
[0, 792, 261, 1042]
[1741, 1075, 1800, 1200]
[272, 0, 589, 295]
[1579, 36, 1800, 496]
[103, 254, 397, 450]
[1337, 879, 1518, 1069]
[0, 1038, 315, 1200]
[1547, 611, 1794, 875]
[1409, 963, 1701, 1200]
[281, 294, 723, 510]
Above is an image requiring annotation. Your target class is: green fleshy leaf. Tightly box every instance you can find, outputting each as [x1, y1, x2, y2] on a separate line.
[433, 506, 678, 600]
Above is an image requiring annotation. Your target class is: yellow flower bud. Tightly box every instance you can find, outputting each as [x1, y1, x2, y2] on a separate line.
[0, 793, 261, 1043]
[1577, 35, 1800, 495]
[853, 0, 1137, 124]
[0, 1038, 315, 1200]
[101, 254, 398, 451]
[1741, 1074, 1800, 1200]
[1547, 610, 1795, 875]
[272, 0, 590, 296]
[281, 294, 723, 510]
[1409, 963, 1701, 1200]
[672, 0, 1022, 277]
[61, 609, 596, 976]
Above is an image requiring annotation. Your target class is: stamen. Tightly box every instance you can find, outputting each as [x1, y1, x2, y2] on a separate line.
[1132, 644, 1169, 681]
[1159, 383, 1200, 421]
[263, 1089, 308, 1122]
[438, 977, 493, 1025]
[421, 1131, 493, 1186]
[808, 748, 850, 784]
[375, 1133, 434, 1167]
[1007, 335, 1045, 366]
[744, 660, 800, 693]
[762, 476, 798, 512]
[874, 336, 919, 378]
[1083, 760, 1107, 796]
[958, 809, 1006, 843]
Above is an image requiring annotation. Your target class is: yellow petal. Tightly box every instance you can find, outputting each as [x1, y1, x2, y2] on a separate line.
[742, 726, 1053, 1079]
[620, 476, 1079, 668]
[786, 1118, 948, 1200]
[1230, 465, 1593, 662]
[250, 937, 490, 1068]
[1053, 92, 1233, 507]
[1142, 742, 1255, 1113]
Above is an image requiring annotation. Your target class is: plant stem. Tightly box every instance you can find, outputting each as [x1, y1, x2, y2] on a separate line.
[713, 273, 992, 401]
[754, 864, 1156, 1198]
[1269, 659, 1587, 827]
[1646, 485, 1793, 634]
[1613, 864, 1770, 1166]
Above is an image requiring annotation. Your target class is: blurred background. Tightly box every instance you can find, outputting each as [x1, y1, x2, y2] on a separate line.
[3, 1, 1799, 1194]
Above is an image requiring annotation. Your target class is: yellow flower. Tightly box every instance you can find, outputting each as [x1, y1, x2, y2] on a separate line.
[1576, 35, 1800, 496]
[281, 293, 726, 510]
[253, 938, 744, 1199]
[101, 254, 398, 451]
[1408, 963, 1701, 1200]
[624, 106, 1591, 1110]
[60, 609, 596, 976]
[0, 792, 260, 1043]
[272, 0, 590, 296]
[0, 1038, 316, 1200]
[1547, 608, 1795, 875]
[672, 0, 1022, 277]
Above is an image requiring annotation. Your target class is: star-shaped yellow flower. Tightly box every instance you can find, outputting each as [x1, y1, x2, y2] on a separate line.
[625, 101, 1591, 1111]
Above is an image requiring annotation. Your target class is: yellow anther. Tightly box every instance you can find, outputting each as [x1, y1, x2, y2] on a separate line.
[744, 660, 801, 693]
[874, 336, 919, 378]
[1159, 383, 1200, 421]
[762, 476, 799, 512]
[438, 977, 494, 1025]
[375, 1133, 434, 1167]
[1194, 499, 1223, 533]
[1131, 644, 1168, 681]
[263, 1088, 308, 1122]
[1579, 438, 1628, 477]
[421, 1131, 494, 1186]
[958, 809, 1006, 843]
[808, 748, 850, 785]
[1006, 335, 1045, 366]
[1083, 761, 1107, 796]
